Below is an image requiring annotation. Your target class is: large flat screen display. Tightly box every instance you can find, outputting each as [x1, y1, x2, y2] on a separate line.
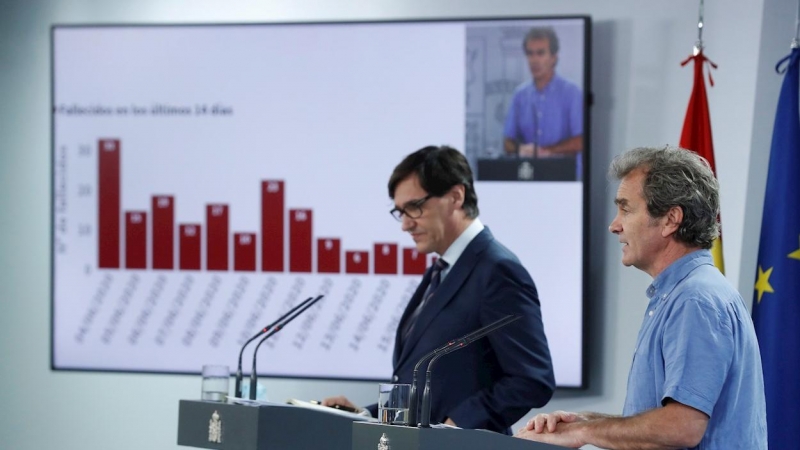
[52, 16, 590, 388]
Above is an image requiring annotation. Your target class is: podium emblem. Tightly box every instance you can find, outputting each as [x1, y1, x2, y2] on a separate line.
[518, 161, 534, 180]
[208, 410, 222, 443]
[377, 432, 391, 450]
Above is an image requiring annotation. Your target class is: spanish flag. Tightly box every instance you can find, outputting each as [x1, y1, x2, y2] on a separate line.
[679, 50, 724, 272]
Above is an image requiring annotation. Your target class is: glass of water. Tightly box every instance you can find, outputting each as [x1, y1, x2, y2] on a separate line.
[378, 383, 411, 425]
[201, 364, 230, 402]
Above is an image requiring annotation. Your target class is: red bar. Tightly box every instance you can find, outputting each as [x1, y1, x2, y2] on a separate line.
[125, 211, 147, 269]
[289, 209, 312, 273]
[234, 233, 256, 272]
[403, 247, 427, 275]
[345, 251, 369, 274]
[374, 243, 398, 274]
[152, 195, 174, 270]
[179, 224, 201, 270]
[317, 238, 341, 273]
[207, 204, 229, 271]
[261, 180, 284, 272]
[98, 139, 120, 268]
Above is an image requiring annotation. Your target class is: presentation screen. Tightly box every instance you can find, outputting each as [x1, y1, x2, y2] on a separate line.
[52, 16, 590, 388]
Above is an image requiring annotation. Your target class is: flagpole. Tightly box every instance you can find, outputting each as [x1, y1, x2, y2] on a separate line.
[694, 0, 705, 55]
[792, 0, 799, 49]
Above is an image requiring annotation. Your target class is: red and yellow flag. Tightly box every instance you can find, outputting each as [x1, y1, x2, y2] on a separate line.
[679, 50, 724, 272]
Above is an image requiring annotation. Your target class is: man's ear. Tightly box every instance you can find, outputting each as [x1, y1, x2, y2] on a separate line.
[450, 184, 466, 209]
[661, 206, 684, 238]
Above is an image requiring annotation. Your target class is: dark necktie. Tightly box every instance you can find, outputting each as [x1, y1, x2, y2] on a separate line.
[401, 258, 449, 343]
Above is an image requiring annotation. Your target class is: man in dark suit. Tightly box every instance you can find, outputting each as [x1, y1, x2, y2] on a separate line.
[324, 145, 554, 433]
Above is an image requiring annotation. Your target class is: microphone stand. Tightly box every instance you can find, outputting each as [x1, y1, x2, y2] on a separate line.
[249, 295, 324, 400]
[418, 315, 521, 428]
[234, 296, 316, 398]
[407, 346, 448, 427]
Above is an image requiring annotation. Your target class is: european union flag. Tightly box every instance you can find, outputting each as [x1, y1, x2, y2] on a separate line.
[752, 47, 800, 450]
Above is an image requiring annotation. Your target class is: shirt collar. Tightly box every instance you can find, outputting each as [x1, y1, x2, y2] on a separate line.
[646, 249, 714, 300]
[439, 218, 484, 269]
[534, 73, 563, 94]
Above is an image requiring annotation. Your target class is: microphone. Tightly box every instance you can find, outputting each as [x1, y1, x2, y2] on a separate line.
[248, 294, 324, 399]
[410, 314, 521, 427]
[406, 314, 520, 426]
[234, 296, 317, 398]
[532, 100, 539, 158]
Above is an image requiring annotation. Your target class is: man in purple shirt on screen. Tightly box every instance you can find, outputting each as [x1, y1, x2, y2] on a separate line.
[504, 27, 583, 179]
[515, 146, 767, 449]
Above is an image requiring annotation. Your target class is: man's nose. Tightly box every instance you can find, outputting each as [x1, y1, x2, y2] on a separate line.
[401, 215, 415, 232]
[609, 215, 621, 234]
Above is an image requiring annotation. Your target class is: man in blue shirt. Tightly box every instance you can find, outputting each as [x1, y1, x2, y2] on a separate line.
[516, 146, 767, 449]
[503, 27, 583, 178]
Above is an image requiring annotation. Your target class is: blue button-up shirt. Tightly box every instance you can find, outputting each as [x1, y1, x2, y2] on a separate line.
[503, 74, 583, 178]
[503, 74, 583, 147]
[623, 250, 767, 449]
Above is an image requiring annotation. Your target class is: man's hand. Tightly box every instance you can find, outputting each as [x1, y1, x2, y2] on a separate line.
[519, 143, 535, 157]
[321, 395, 361, 412]
[514, 411, 587, 448]
[537, 146, 556, 157]
[515, 403, 708, 449]
[523, 410, 584, 433]
[515, 421, 584, 448]
[538, 135, 583, 158]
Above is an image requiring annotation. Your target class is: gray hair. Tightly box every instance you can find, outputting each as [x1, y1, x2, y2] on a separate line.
[609, 146, 720, 249]
[523, 27, 560, 55]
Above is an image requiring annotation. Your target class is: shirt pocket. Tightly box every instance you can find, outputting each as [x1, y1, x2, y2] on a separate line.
[623, 351, 660, 416]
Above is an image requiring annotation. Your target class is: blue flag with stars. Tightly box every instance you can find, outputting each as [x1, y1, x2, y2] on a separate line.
[752, 47, 800, 450]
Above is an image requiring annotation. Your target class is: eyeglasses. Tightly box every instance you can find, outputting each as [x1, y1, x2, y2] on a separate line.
[390, 194, 433, 221]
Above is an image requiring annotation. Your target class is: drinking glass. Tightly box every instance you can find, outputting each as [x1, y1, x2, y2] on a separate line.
[377, 383, 410, 425]
[201, 364, 230, 402]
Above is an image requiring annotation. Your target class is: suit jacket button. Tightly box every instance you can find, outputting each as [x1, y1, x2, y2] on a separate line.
[392, 375, 399, 382]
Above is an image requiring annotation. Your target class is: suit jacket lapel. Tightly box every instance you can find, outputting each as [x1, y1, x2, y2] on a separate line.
[394, 228, 494, 369]
[393, 267, 434, 367]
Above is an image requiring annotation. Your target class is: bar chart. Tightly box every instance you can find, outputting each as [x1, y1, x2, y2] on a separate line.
[55, 135, 435, 380]
[96, 138, 429, 276]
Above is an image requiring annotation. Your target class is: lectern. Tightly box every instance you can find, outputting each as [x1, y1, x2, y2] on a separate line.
[177, 400, 365, 450]
[178, 400, 570, 450]
[352, 422, 569, 450]
[476, 157, 577, 181]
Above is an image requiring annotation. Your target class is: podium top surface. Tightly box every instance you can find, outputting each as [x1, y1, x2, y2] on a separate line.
[353, 421, 571, 450]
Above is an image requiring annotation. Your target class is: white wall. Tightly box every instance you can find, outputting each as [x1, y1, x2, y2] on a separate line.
[0, 0, 794, 449]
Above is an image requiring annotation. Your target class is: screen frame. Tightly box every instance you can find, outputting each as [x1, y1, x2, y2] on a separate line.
[50, 15, 592, 390]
